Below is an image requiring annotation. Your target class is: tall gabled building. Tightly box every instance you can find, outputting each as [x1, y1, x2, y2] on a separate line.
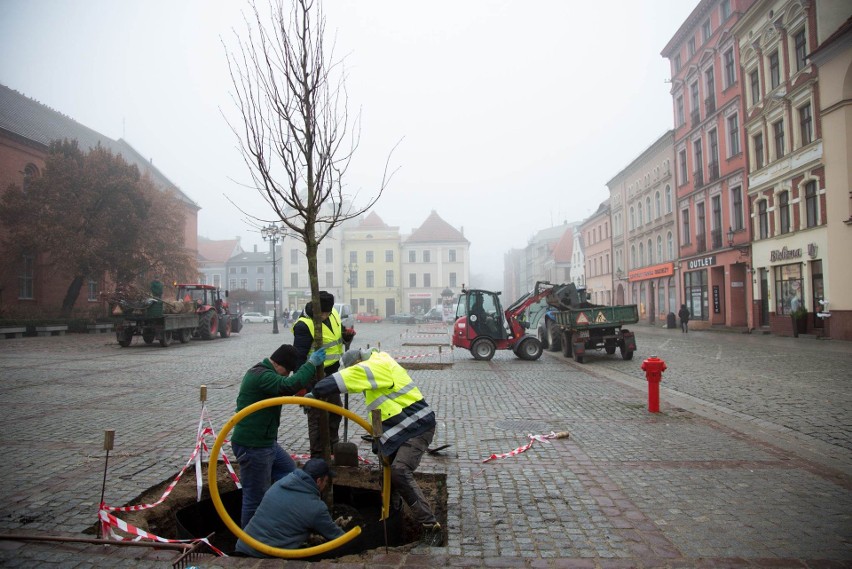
[662, 0, 756, 330]
[341, 212, 402, 317]
[401, 210, 469, 315]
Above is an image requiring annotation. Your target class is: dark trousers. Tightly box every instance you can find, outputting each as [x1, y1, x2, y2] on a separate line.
[389, 426, 437, 526]
[681, 320, 688, 333]
[306, 391, 342, 458]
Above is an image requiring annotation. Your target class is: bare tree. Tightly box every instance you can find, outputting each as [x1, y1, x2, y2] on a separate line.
[225, 0, 395, 459]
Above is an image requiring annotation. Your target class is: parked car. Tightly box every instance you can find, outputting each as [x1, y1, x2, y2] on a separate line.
[417, 307, 445, 323]
[388, 312, 417, 324]
[356, 312, 383, 323]
[334, 303, 355, 329]
[242, 312, 271, 323]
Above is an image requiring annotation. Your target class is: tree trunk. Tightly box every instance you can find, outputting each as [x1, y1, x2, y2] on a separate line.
[60, 275, 85, 318]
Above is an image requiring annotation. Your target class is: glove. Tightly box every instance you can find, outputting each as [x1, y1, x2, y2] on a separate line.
[342, 327, 356, 343]
[308, 348, 326, 367]
[300, 392, 315, 414]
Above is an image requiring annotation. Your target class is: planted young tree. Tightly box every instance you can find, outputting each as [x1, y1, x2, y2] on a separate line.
[0, 139, 196, 317]
[225, 0, 396, 459]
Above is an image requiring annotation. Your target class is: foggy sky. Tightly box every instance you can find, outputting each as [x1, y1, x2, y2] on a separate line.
[0, 0, 698, 290]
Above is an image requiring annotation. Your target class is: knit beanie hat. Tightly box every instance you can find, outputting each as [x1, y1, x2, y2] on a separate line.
[270, 344, 298, 371]
[319, 291, 334, 312]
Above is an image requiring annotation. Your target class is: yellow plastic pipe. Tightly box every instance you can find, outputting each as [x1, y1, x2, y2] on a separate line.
[208, 396, 383, 558]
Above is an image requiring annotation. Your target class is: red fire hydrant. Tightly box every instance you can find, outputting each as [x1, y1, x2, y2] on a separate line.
[641, 355, 667, 413]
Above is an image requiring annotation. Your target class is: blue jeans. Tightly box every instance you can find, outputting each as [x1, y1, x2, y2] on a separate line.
[231, 442, 296, 528]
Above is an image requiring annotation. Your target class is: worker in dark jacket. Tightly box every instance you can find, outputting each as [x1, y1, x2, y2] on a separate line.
[231, 344, 326, 528]
[309, 348, 442, 546]
[292, 291, 354, 458]
[235, 459, 344, 557]
[678, 304, 690, 333]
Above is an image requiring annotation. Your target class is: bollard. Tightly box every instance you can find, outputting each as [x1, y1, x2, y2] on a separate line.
[640, 355, 667, 413]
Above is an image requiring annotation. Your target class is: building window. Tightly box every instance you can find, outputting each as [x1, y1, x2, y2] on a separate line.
[779, 191, 790, 234]
[731, 186, 743, 231]
[702, 19, 712, 42]
[229, 267, 236, 274]
[349, 251, 357, 264]
[753, 133, 764, 169]
[325, 271, 333, 287]
[727, 114, 740, 156]
[697, 202, 706, 246]
[681, 209, 691, 245]
[230, 278, 237, 290]
[758, 200, 769, 239]
[213, 274, 221, 287]
[366, 251, 374, 263]
[750, 70, 760, 106]
[23, 163, 39, 192]
[290, 272, 298, 287]
[240, 279, 248, 289]
[711, 195, 722, 248]
[291, 249, 299, 264]
[655, 191, 661, 218]
[408, 250, 416, 262]
[450, 272, 457, 287]
[690, 82, 700, 123]
[676, 95, 685, 127]
[708, 129, 719, 180]
[637, 202, 644, 227]
[799, 103, 813, 146]
[693, 138, 704, 186]
[805, 181, 818, 227]
[424, 273, 431, 287]
[645, 197, 651, 224]
[774, 264, 803, 316]
[629, 207, 635, 230]
[366, 270, 375, 288]
[724, 48, 736, 87]
[409, 273, 416, 287]
[665, 185, 672, 213]
[773, 120, 785, 159]
[87, 279, 98, 301]
[386, 270, 394, 287]
[257, 279, 264, 291]
[325, 248, 333, 263]
[449, 249, 456, 262]
[656, 236, 663, 263]
[240, 266, 247, 274]
[688, 37, 695, 57]
[721, 0, 731, 20]
[794, 29, 807, 72]
[769, 51, 780, 89]
[705, 67, 716, 113]
[684, 269, 709, 321]
[423, 250, 431, 263]
[674, 54, 681, 73]
[667, 231, 674, 259]
[639, 242, 645, 266]
[385, 249, 394, 262]
[631, 245, 637, 268]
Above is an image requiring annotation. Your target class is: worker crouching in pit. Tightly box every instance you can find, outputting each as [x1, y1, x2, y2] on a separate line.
[305, 348, 443, 546]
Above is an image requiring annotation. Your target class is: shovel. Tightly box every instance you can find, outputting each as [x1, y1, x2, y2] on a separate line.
[333, 393, 358, 467]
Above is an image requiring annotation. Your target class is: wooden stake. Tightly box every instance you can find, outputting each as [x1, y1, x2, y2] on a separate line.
[97, 430, 114, 539]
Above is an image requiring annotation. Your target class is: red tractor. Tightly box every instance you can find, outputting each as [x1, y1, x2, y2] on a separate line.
[451, 282, 577, 361]
[176, 284, 242, 339]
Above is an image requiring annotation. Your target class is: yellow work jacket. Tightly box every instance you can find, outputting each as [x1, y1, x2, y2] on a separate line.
[326, 351, 435, 455]
[293, 309, 344, 368]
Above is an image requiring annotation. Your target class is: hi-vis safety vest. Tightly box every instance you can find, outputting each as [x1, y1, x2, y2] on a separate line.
[293, 309, 344, 367]
[332, 351, 435, 455]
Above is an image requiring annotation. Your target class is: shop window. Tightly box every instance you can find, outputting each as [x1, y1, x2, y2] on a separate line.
[774, 264, 803, 316]
[684, 269, 708, 321]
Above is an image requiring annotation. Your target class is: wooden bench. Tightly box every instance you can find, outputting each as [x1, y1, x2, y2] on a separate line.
[34, 325, 68, 337]
[87, 323, 114, 334]
[0, 327, 26, 339]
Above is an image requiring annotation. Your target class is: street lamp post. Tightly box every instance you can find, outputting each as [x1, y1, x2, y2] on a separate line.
[261, 224, 283, 334]
[345, 262, 358, 306]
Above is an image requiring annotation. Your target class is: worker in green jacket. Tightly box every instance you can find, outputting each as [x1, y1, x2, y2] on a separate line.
[231, 344, 326, 528]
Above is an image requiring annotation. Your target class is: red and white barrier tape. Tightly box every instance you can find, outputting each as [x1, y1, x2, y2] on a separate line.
[394, 353, 435, 360]
[482, 431, 565, 463]
[98, 508, 226, 556]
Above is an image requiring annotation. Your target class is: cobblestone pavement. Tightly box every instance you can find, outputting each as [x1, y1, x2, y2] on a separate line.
[0, 321, 850, 568]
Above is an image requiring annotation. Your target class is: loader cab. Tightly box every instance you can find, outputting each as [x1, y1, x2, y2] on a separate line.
[455, 289, 508, 340]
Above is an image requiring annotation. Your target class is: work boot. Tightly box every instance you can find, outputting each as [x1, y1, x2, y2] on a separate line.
[420, 522, 442, 546]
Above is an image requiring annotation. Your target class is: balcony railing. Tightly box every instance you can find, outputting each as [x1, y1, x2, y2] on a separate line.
[693, 169, 704, 188]
[708, 160, 719, 182]
[696, 233, 707, 253]
[711, 228, 722, 249]
[705, 96, 716, 115]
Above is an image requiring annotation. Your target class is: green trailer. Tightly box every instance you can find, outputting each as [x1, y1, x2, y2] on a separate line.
[114, 299, 203, 347]
[551, 304, 639, 364]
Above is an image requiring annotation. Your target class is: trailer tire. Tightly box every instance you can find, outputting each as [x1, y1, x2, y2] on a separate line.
[219, 317, 231, 338]
[159, 330, 173, 347]
[199, 311, 219, 340]
[471, 338, 496, 361]
[516, 337, 543, 361]
[142, 329, 155, 344]
[179, 328, 192, 343]
[117, 328, 133, 347]
[547, 322, 562, 352]
[561, 333, 572, 358]
[605, 345, 616, 355]
[620, 346, 634, 360]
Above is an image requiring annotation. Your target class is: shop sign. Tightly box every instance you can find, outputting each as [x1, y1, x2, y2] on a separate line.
[769, 246, 802, 262]
[408, 292, 432, 299]
[628, 262, 674, 282]
[731, 281, 744, 288]
[713, 285, 720, 313]
[687, 255, 715, 270]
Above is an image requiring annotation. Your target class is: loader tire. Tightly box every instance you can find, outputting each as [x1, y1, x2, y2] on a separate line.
[199, 311, 219, 340]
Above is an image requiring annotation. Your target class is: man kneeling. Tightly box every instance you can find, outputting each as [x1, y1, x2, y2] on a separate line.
[235, 459, 344, 557]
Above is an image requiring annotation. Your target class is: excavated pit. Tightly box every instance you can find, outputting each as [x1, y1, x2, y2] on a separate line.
[98, 462, 447, 559]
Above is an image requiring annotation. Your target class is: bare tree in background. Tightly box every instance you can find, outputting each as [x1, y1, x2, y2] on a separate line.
[225, 0, 395, 460]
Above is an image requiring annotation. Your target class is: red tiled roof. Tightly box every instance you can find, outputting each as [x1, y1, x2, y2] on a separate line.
[552, 229, 574, 263]
[358, 211, 388, 229]
[198, 237, 241, 263]
[406, 210, 468, 243]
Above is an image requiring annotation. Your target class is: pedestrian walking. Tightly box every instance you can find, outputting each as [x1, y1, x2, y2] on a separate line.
[678, 304, 690, 333]
[231, 344, 326, 528]
[307, 348, 442, 546]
